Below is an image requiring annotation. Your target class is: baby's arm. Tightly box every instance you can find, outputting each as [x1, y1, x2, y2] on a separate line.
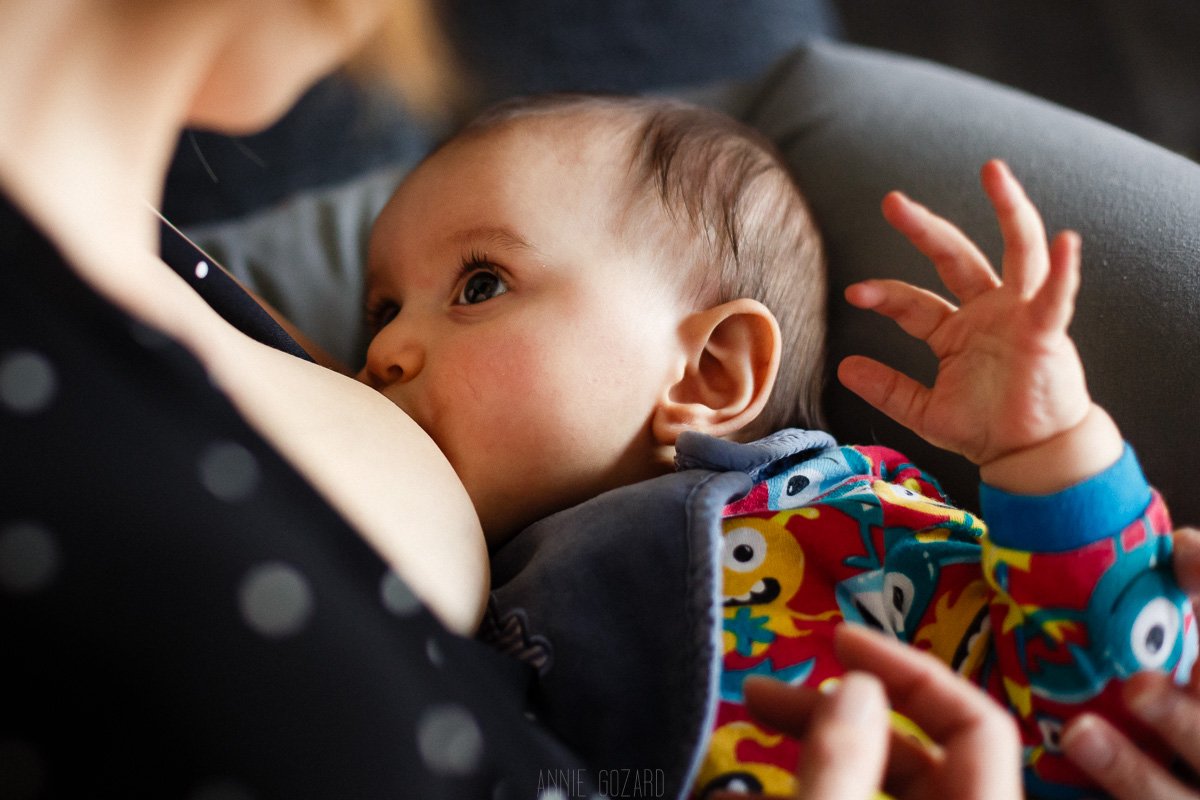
[842, 161, 1196, 794]
[838, 160, 1121, 493]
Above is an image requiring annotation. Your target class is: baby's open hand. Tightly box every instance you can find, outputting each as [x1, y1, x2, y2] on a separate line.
[840, 160, 1121, 492]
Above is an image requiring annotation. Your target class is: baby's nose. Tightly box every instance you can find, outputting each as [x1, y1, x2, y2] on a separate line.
[361, 324, 424, 388]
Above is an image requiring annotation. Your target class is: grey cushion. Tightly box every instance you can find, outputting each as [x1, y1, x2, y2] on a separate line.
[187, 165, 408, 368]
[192, 40, 1200, 523]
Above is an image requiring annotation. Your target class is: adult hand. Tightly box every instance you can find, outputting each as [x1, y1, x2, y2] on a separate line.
[1172, 526, 1200, 598]
[742, 624, 1023, 800]
[1060, 527, 1200, 800]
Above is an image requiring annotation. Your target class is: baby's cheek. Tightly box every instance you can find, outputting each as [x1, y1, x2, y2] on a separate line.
[444, 324, 644, 458]
[485, 338, 546, 394]
[453, 336, 554, 423]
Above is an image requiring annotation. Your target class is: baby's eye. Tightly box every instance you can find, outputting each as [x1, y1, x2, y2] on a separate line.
[457, 269, 509, 305]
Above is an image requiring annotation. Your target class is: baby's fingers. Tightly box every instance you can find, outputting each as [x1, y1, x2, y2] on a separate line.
[838, 355, 930, 433]
[882, 191, 999, 303]
[846, 280, 956, 345]
[981, 160, 1050, 297]
[1028, 230, 1082, 333]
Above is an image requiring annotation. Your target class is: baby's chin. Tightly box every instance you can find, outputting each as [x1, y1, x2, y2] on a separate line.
[463, 431, 679, 548]
[469, 478, 590, 549]
[476, 502, 542, 550]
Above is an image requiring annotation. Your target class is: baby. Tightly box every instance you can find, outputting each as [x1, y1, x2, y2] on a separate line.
[355, 94, 1195, 798]
[358, 93, 825, 544]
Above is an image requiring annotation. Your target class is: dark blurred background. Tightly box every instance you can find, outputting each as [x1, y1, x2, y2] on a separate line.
[165, 0, 1199, 225]
[834, 0, 1200, 162]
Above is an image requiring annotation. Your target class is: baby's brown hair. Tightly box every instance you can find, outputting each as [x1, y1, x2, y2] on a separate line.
[458, 93, 827, 438]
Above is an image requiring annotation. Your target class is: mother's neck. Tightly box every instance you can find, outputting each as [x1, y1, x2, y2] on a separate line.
[0, 2, 242, 346]
[0, 2, 230, 268]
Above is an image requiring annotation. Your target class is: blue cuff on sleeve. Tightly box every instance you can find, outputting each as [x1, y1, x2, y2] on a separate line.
[979, 445, 1152, 552]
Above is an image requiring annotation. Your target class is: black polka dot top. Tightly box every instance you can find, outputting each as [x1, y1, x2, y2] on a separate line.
[0, 194, 586, 799]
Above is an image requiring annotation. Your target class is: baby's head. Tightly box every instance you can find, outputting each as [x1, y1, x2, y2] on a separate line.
[358, 94, 825, 544]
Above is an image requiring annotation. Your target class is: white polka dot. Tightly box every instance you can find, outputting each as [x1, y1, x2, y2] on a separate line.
[724, 776, 755, 792]
[0, 351, 57, 415]
[380, 571, 421, 616]
[0, 522, 59, 594]
[416, 704, 484, 777]
[425, 637, 444, 667]
[195, 260, 210, 279]
[238, 562, 313, 639]
[199, 442, 260, 502]
[0, 739, 45, 800]
[128, 321, 172, 350]
[188, 779, 255, 800]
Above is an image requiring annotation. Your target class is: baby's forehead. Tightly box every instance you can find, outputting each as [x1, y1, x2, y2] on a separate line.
[433, 113, 647, 216]
[458, 106, 641, 166]
[472, 100, 641, 136]
[473, 108, 686, 224]
[374, 107, 656, 245]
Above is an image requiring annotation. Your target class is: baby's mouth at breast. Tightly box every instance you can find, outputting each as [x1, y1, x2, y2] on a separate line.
[369, 386, 428, 432]
[381, 394, 449, 456]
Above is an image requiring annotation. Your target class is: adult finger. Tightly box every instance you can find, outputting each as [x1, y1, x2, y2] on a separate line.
[881, 191, 1000, 303]
[742, 674, 820, 736]
[1124, 671, 1200, 775]
[1172, 528, 1200, 598]
[794, 672, 891, 800]
[1062, 712, 1198, 800]
[832, 624, 1013, 742]
[845, 279, 957, 345]
[834, 624, 1023, 800]
[743, 675, 938, 789]
[1170, 528, 1200, 698]
[980, 159, 1050, 297]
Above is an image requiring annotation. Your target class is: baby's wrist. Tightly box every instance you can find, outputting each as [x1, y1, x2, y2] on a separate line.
[979, 405, 1124, 495]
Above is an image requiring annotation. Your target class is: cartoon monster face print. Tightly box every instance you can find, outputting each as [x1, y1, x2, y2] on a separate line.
[722, 515, 807, 632]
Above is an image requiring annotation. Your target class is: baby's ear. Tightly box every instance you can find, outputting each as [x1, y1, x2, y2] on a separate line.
[653, 299, 781, 444]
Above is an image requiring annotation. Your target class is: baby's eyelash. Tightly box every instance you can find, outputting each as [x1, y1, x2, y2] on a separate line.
[364, 297, 399, 333]
[364, 252, 504, 331]
[457, 249, 499, 279]
[454, 251, 510, 306]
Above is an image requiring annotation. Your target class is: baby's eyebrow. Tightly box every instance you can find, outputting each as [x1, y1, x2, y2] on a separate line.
[447, 226, 537, 255]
